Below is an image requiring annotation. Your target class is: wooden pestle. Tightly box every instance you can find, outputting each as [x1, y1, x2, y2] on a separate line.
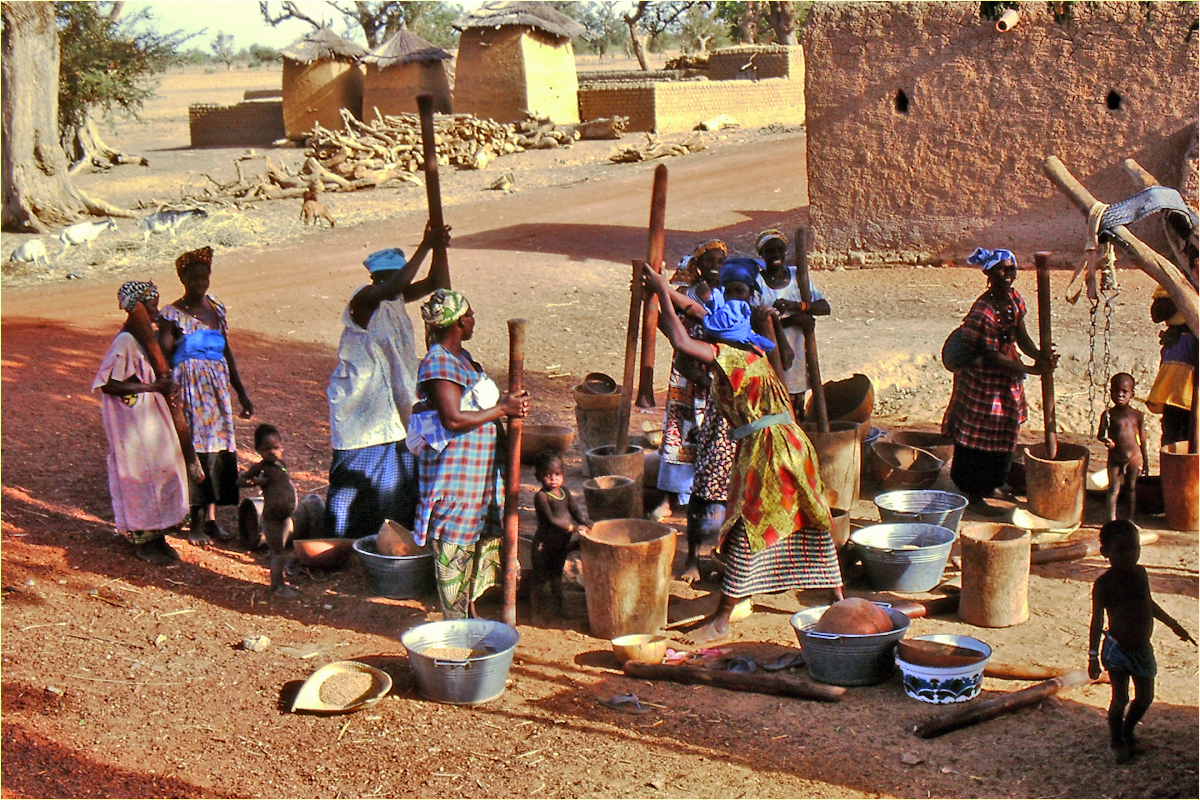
[794, 225, 828, 432]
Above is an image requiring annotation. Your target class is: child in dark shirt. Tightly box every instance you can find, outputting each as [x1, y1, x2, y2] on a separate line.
[237, 424, 298, 598]
[530, 451, 589, 621]
[1096, 373, 1147, 521]
[1088, 520, 1194, 762]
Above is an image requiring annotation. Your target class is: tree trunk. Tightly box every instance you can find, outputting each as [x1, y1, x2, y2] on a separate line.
[2, 2, 132, 232]
[68, 115, 149, 175]
[767, 2, 799, 46]
[624, 19, 649, 70]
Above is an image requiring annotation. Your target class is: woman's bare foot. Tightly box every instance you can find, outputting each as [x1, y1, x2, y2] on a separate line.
[154, 537, 181, 562]
[270, 583, 299, 599]
[135, 540, 175, 566]
[680, 556, 702, 583]
[187, 526, 213, 547]
[685, 618, 732, 645]
[205, 519, 236, 542]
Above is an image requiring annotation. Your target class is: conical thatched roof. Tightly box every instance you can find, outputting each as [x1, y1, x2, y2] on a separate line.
[280, 27, 367, 65]
[453, 1, 586, 40]
[361, 27, 451, 66]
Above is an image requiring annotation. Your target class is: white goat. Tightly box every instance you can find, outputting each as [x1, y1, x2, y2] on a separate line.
[9, 239, 50, 269]
[58, 218, 117, 255]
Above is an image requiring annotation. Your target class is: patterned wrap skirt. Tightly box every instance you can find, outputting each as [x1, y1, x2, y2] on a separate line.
[721, 519, 842, 598]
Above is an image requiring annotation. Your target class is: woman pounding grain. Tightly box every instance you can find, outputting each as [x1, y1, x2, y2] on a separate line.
[643, 265, 842, 643]
[159, 247, 253, 545]
[941, 248, 1057, 516]
[407, 290, 529, 619]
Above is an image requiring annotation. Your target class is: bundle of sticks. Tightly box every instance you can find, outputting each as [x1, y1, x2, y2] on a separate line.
[611, 133, 707, 164]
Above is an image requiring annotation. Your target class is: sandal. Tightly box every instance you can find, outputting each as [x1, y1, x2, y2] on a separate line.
[726, 656, 756, 674]
[598, 693, 651, 714]
[762, 652, 805, 672]
[205, 519, 236, 542]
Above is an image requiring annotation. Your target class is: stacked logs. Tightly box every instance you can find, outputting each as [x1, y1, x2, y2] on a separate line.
[611, 133, 708, 164]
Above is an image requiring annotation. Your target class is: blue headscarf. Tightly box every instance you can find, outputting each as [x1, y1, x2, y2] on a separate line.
[701, 298, 775, 352]
[966, 247, 1016, 272]
[718, 256, 760, 289]
[364, 248, 408, 273]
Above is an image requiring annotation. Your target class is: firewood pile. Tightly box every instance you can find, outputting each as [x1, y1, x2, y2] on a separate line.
[610, 133, 708, 164]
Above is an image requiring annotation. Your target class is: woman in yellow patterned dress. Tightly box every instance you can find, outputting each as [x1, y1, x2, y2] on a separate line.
[643, 264, 843, 643]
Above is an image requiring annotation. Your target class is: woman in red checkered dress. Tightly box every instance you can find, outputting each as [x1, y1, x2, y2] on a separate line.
[942, 249, 1057, 516]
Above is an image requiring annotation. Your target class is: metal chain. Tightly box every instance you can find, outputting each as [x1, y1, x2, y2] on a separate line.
[1087, 296, 1100, 421]
[1099, 246, 1119, 413]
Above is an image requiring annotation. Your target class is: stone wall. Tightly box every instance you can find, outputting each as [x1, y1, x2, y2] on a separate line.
[455, 26, 578, 124]
[363, 62, 452, 117]
[282, 59, 364, 140]
[803, 2, 1199, 268]
[189, 100, 285, 147]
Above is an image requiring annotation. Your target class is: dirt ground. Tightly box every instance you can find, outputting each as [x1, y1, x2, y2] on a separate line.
[2, 66, 1197, 799]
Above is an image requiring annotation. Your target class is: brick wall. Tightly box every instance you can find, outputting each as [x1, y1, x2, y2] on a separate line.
[804, 2, 1199, 267]
[578, 82, 656, 132]
[364, 62, 452, 117]
[578, 76, 804, 134]
[189, 101, 286, 147]
[708, 45, 799, 81]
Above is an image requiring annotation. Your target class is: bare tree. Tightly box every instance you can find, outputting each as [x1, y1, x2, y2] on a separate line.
[2, 2, 131, 232]
[211, 31, 236, 70]
[260, 1, 456, 49]
[623, 1, 697, 71]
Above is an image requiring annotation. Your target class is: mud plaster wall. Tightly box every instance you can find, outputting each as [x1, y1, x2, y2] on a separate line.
[364, 62, 452, 117]
[282, 59, 365, 140]
[579, 78, 804, 134]
[454, 27, 578, 124]
[189, 101, 284, 147]
[803, 2, 1199, 269]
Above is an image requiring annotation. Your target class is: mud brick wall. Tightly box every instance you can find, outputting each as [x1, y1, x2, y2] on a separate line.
[804, 2, 1199, 268]
[708, 45, 803, 81]
[364, 62, 452, 117]
[282, 59, 364, 140]
[578, 76, 804, 134]
[455, 26, 578, 124]
[189, 101, 285, 147]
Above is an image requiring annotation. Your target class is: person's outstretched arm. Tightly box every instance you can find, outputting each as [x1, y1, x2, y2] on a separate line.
[1088, 586, 1106, 679]
[644, 264, 715, 366]
[1152, 600, 1196, 643]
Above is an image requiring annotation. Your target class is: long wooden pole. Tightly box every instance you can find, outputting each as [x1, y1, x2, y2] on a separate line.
[623, 660, 844, 703]
[501, 319, 525, 627]
[126, 303, 203, 484]
[617, 260, 645, 454]
[636, 165, 669, 408]
[417, 94, 450, 289]
[914, 669, 1092, 738]
[1034, 251, 1058, 458]
[1042, 156, 1196, 334]
[794, 225, 828, 431]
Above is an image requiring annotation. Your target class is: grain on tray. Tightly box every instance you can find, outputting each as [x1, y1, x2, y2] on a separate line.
[319, 670, 374, 706]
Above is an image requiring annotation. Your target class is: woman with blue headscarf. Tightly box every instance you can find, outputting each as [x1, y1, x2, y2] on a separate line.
[942, 248, 1056, 516]
[643, 264, 842, 644]
[324, 223, 450, 540]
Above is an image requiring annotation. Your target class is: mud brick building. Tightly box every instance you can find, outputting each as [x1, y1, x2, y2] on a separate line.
[362, 27, 453, 118]
[803, 2, 1199, 268]
[280, 28, 366, 140]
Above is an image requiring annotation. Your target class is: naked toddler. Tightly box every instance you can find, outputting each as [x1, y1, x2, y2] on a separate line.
[1096, 373, 1147, 522]
[530, 451, 590, 621]
[238, 424, 298, 598]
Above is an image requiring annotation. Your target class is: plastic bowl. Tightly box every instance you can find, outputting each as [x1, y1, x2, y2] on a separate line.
[849, 523, 956, 593]
[520, 425, 576, 463]
[293, 538, 355, 569]
[611, 634, 668, 665]
[895, 634, 992, 704]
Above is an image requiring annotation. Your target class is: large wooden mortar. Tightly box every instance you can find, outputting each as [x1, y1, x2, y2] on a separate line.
[1024, 442, 1089, 527]
[1160, 442, 1199, 531]
[580, 520, 677, 640]
[959, 524, 1030, 628]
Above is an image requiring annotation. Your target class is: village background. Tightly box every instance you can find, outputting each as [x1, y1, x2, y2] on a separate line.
[2, 2, 1197, 798]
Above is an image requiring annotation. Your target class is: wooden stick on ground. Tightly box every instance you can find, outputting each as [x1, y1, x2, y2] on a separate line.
[914, 669, 1092, 738]
[1035, 251, 1058, 458]
[501, 319, 526, 627]
[617, 260, 646, 454]
[417, 95, 450, 290]
[623, 660, 844, 703]
[636, 165, 669, 408]
[794, 225, 828, 431]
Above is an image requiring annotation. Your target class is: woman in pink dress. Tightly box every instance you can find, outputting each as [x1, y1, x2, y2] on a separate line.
[93, 281, 190, 565]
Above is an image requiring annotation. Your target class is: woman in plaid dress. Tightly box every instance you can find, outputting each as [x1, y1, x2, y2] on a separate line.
[409, 290, 529, 619]
[941, 249, 1056, 516]
[642, 265, 842, 644]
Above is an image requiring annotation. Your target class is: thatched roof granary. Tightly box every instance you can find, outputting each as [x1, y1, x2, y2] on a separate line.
[452, 1, 585, 125]
[362, 27, 453, 117]
[280, 27, 367, 140]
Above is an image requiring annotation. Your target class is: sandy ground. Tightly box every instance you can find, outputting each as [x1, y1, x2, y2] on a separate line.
[2, 66, 1197, 799]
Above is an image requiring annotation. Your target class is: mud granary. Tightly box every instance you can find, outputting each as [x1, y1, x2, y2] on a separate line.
[362, 27, 453, 118]
[280, 27, 367, 141]
[803, 1, 1198, 268]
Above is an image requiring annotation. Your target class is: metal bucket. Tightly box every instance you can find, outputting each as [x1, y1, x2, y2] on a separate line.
[1024, 442, 1089, 527]
[583, 475, 640, 521]
[790, 604, 911, 686]
[874, 490, 969, 533]
[802, 421, 861, 509]
[849, 523, 956, 593]
[401, 619, 519, 705]
[352, 535, 434, 599]
[580, 519, 676, 640]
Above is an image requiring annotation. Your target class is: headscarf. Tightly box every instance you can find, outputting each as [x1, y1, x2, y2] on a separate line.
[755, 228, 788, 254]
[967, 247, 1016, 272]
[701, 298, 775, 352]
[718, 256, 761, 290]
[364, 248, 408, 274]
[176, 246, 213, 274]
[421, 289, 470, 329]
[117, 280, 158, 313]
[692, 239, 727, 261]
[670, 254, 699, 286]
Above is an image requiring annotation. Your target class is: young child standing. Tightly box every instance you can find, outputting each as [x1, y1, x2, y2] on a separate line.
[1096, 373, 1148, 522]
[1088, 520, 1194, 762]
[530, 451, 590, 621]
[237, 424, 298, 598]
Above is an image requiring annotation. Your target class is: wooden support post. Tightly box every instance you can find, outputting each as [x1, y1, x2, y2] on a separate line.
[1035, 251, 1057, 458]
[914, 669, 1092, 738]
[501, 319, 526, 627]
[794, 225, 828, 432]
[636, 165, 669, 408]
[617, 261, 645, 454]
[417, 94, 450, 290]
[1042, 156, 1196, 335]
[623, 661, 845, 703]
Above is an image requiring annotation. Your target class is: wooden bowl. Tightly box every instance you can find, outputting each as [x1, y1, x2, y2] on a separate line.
[520, 425, 576, 463]
[890, 431, 954, 466]
[806, 373, 875, 425]
[293, 538, 356, 569]
[872, 441, 944, 490]
[611, 634, 668, 665]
